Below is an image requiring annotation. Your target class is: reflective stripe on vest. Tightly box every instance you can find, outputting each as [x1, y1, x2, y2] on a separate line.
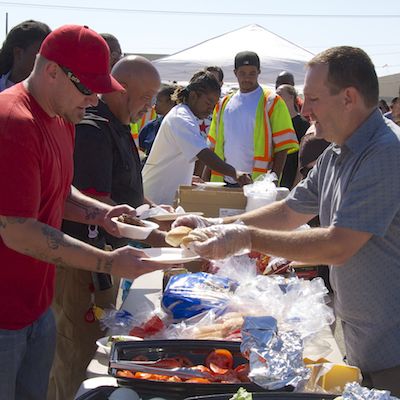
[130, 122, 139, 148]
[131, 107, 157, 148]
[208, 87, 275, 182]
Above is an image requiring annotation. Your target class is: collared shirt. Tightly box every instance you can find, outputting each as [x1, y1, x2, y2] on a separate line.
[286, 109, 400, 372]
[62, 100, 143, 247]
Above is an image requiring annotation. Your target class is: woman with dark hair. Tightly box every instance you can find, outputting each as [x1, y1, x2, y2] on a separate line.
[0, 20, 51, 92]
[143, 71, 250, 205]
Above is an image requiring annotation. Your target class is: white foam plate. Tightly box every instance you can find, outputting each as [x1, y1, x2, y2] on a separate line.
[141, 247, 200, 264]
[193, 182, 226, 188]
[151, 211, 204, 221]
[96, 335, 143, 354]
[112, 217, 159, 240]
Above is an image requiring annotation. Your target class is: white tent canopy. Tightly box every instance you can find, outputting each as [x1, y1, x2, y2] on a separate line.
[378, 73, 400, 100]
[153, 24, 314, 87]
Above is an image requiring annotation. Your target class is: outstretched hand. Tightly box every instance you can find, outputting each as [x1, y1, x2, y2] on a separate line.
[109, 246, 167, 279]
[101, 204, 136, 237]
[183, 224, 252, 260]
[172, 215, 223, 230]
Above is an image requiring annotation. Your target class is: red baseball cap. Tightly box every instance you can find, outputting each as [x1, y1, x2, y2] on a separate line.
[39, 24, 124, 94]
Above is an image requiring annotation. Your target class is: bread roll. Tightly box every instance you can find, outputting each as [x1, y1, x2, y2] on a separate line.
[181, 230, 209, 247]
[165, 226, 193, 247]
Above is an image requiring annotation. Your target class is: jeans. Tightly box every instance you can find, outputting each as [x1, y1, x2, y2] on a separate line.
[0, 308, 56, 400]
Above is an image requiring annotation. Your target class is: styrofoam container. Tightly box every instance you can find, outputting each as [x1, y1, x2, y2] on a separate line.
[111, 217, 159, 240]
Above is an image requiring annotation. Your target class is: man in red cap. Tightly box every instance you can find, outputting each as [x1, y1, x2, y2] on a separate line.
[0, 25, 164, 399]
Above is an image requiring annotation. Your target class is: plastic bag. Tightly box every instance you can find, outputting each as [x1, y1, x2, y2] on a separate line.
[213, 255, 258, 283]
[99, 305, 168, 338]
[210, 256, 334, 339]
[162, 309, 244, 340]
[99, 308, 136, 335]
[161, 272, 237, 320]
[243, 173, 289, 212]
[340, 382, 399, 399]
[161, 257, 334, 343]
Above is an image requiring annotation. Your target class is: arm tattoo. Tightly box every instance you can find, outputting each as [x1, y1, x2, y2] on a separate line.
[66, 197, 102, 221]
[42, 225, 80, 250]
[6, 216, 28, 224]
[0, 216, 28, 230]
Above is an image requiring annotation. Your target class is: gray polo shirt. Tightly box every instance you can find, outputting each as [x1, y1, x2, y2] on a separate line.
[286, 109, 400, 373]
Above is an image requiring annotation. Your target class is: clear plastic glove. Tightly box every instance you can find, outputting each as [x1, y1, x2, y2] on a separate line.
[184, 224, 252, 260]
[172, 215, 222, 229]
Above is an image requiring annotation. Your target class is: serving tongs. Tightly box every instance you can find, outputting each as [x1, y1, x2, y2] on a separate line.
[109, 360, 211, 379]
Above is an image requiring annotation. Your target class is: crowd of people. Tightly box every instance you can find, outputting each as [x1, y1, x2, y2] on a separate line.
[0, 19, 400, 400]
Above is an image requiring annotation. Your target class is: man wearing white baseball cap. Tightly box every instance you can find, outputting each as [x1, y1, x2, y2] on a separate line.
[0, 25, 164, 399]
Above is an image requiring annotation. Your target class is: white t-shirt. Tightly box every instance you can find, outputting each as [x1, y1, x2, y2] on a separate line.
[223, 86, 263, 183]
[143, 104, 208, 205]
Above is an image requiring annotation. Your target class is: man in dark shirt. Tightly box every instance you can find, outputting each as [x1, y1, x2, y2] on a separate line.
[50, 55, 162, 400]
[277, 84, 310, 188]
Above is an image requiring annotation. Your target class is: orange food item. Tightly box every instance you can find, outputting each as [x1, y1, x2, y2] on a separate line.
[205, 349, 234, 374]
[115, 348, 250, 384]
[167, 375, 183, 382]
[190, 365, 213, 374]
[133, 372, 154, 380]
[234, 363, 251, 382]
[185, 378, 211, 384]
[116, 369, 136, 378]
[151, 356, 193, 368]
[212, 369, 240, 383]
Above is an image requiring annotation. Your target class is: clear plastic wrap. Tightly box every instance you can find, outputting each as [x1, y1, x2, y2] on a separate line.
[99, 308, 136, 335]
[161, 257, 334, 346]
[213, 257, 334, 339]
[340, 382, 399, 399]
[161, 272, 238, 320]
[99, 306, 168, 338]
[162, 309, 243, 341]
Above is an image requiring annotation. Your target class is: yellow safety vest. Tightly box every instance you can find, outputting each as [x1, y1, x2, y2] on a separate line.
[130, 106, 157, 148]
[208, 87, 278, 182]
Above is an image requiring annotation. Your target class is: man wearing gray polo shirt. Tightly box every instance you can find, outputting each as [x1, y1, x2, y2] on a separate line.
[173, 46, 400, 395]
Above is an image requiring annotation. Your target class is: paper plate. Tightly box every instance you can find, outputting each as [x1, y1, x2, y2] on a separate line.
[112, 217, 159, 240]
[141, 248, 200, 264]
[96, 335, 143, 354]
[194, 182, 226, 188]
[151, 211, 204, 221]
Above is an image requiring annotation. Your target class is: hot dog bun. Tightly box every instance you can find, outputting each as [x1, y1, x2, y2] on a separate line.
[165, 226, 193, 247]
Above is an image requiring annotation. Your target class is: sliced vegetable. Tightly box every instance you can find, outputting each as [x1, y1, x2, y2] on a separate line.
[205, 349, 234, 373]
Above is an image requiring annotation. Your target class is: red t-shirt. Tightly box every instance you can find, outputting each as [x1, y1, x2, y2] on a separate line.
[0, 83, 74, 329]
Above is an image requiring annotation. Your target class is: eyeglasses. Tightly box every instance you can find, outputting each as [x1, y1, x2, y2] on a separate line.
[59, 65, 93, 96]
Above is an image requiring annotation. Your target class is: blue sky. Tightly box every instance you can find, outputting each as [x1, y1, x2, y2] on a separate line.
[0, 0, 399, 77]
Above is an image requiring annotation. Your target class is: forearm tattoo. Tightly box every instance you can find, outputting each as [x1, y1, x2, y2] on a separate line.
[0, 217, 6, 230]
[42, 225, 79, 250]
[66, 197, 102, 221]
[1, 215, 113, 273]
[0, 216, 27, 228]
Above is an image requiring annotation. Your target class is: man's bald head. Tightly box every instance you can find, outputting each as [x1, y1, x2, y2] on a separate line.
[104, 55, 161, 124]
[111, 55, 160, 85]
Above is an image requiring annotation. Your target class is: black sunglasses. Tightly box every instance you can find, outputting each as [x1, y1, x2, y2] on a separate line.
[59, 65, 93, 96]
